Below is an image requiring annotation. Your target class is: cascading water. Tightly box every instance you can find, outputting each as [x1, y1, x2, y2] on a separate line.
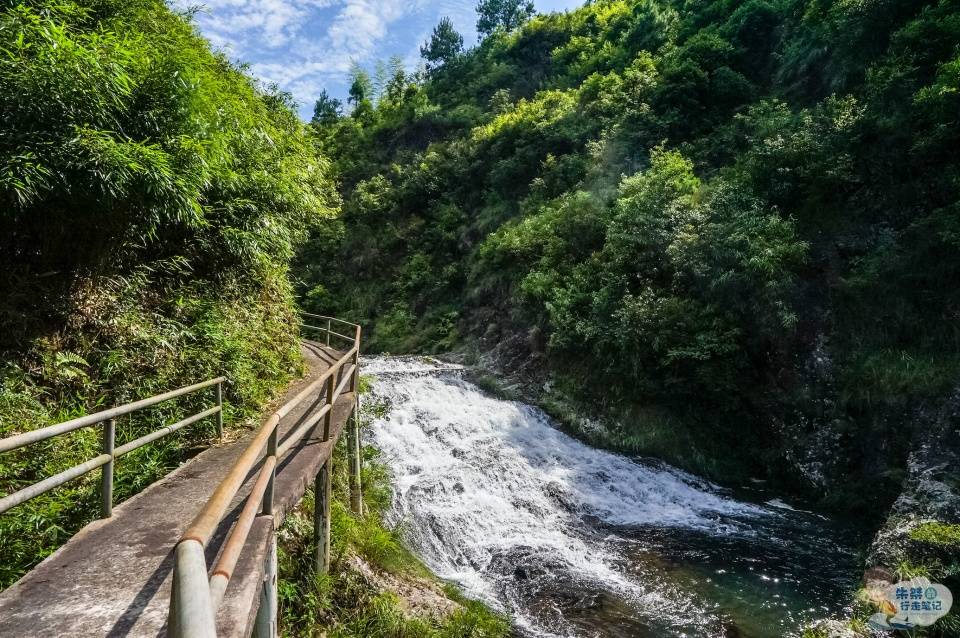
[363, 356, 857, 637]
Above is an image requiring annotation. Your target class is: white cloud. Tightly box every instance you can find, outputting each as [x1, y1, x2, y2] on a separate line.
[192, 0, 319, 48]
[174, 0, 583, 117]
[326, 1, 402, 57]
[178, 0, 419, 112]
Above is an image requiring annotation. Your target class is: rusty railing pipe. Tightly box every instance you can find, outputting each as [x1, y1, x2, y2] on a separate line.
[209, 455, 277, 608]
[277, 404, 332, 458]
[181, 412, 279, 546]
[169, 539, 217, 638]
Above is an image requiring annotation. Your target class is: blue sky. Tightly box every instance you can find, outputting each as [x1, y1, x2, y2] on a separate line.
[175, 0, 585, 119]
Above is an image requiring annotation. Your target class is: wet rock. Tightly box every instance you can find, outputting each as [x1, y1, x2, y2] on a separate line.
[488, 546, 556, 581]
[542, 480, 576, 511]
[866, 387, 960, 572]
[774, 335, 850, 493]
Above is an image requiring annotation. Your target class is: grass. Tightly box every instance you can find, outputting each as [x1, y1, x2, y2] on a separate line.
[910, 522, 960, 548]
[277, 382, 510, 638]
[838, 348, 960, 408]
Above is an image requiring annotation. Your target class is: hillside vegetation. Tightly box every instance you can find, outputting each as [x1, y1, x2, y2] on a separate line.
[0, 0, 336, 586]
[299, 0, 960, 529]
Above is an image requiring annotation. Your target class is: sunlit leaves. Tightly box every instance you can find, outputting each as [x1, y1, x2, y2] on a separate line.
[0, 0, 336, 274]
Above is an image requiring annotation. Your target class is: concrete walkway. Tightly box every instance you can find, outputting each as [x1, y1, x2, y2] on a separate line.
[0, 341, 356, 637]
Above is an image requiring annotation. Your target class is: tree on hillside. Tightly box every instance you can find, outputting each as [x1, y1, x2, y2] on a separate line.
[311, 90, 342, 127]
[476, 0, 535, 37]
[347, 64, 374, 120]
[385, 66, 408, 102]
[421, 17, 464, 71]
[374, 56, 404, 99]
[347, 64, 373, 106]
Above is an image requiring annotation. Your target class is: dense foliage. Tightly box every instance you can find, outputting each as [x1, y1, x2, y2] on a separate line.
[298, 0, 960, 518]
[0, 0, 335, 585]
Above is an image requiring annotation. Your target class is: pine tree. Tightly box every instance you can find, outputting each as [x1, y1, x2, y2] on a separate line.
[420, 17, 464, 71]
[311, 90, 342, 127]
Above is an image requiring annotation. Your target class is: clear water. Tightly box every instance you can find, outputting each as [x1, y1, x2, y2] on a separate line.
[362, 356, 859, 638]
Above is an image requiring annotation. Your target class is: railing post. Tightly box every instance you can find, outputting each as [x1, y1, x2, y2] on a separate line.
[325, 319, 331, 347]
[349, 404, 362, 516]
[349, 326, 362, 514]
[323, 374, 334, 441]
[101, 418, 115, 518]
[350, 326, 360, 393]
[314, 461, 331, 574]
[261, 428, 277, 517]
[215, 381, 224, 441]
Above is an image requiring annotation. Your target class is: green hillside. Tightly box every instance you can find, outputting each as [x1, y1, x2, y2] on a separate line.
[298, 0, 960, 520]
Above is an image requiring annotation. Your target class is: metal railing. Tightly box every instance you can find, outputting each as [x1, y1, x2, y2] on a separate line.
[301, 313, 360, 349]
[0, 377, 226, 519]
[168, 315, 361, 638]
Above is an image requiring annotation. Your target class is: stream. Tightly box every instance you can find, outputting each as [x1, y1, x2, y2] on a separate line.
[362, 356, 859, 638]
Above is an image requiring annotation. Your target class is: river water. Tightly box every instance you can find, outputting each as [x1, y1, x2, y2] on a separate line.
[362, 357, 859, 638]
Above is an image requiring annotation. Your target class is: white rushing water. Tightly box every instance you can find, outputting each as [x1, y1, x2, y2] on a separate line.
[362, 356, 773, 637]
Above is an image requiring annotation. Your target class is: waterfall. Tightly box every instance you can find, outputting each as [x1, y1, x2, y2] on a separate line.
[362, 356, 854, 638]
